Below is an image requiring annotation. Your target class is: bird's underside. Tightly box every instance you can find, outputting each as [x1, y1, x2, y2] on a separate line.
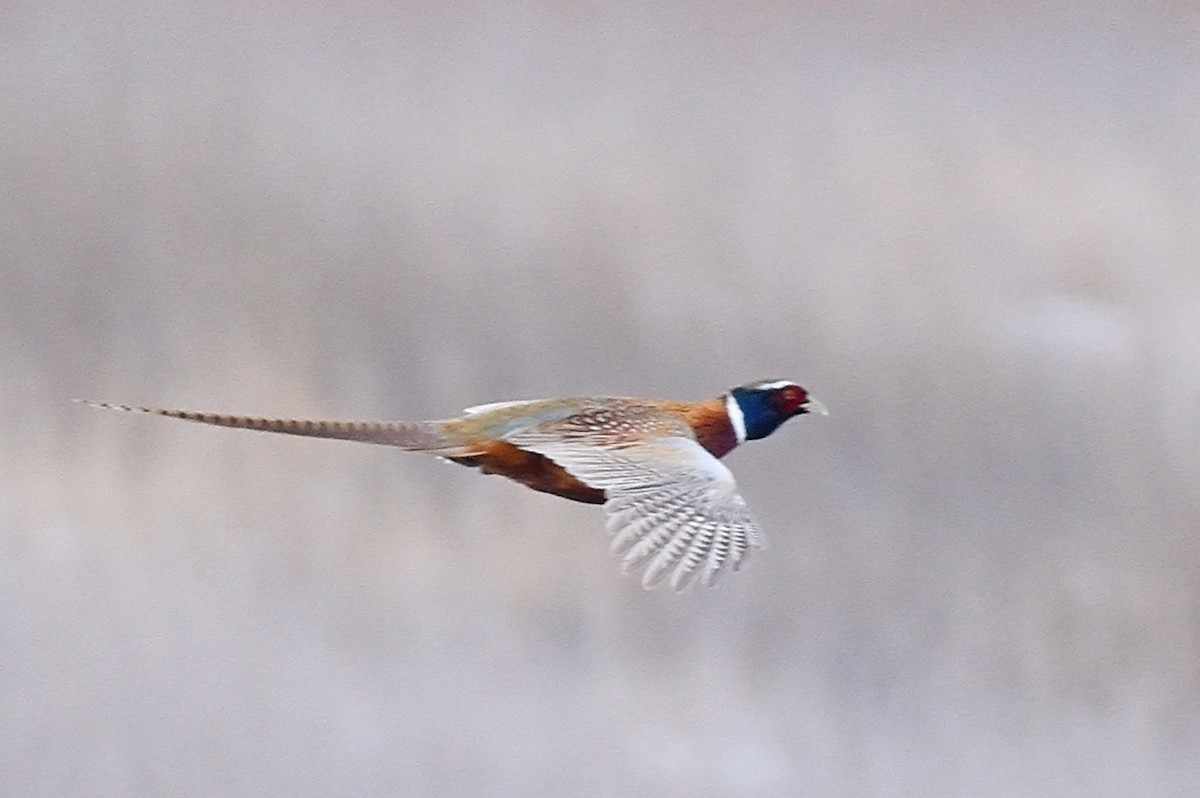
[446, 443, 606, 504]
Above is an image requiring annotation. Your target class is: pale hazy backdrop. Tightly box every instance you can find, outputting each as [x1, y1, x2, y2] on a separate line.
[3, 2, 1199, 796]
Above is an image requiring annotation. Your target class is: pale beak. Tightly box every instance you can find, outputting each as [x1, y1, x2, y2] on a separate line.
[801, 396, 829, 416]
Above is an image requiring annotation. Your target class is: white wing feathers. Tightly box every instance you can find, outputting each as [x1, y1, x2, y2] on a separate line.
[462, 399, 546, 416]
[506, 429, 764, 590]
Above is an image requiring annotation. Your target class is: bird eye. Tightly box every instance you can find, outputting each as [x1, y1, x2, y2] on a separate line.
[779, 386, 806, 411]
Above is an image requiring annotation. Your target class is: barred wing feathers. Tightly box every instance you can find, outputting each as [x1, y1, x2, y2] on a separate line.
[506, 412, 764, 590]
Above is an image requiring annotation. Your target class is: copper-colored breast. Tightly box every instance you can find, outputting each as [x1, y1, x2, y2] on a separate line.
[464, 440, 606, 504]
[678, 398, 739, 459]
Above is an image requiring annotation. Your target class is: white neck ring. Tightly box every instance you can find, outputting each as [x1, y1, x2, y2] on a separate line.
[725, 394, 747, 444]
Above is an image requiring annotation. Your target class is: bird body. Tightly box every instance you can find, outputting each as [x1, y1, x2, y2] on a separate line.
[83, 380, 825, 590]
[442, 395, 740, 505]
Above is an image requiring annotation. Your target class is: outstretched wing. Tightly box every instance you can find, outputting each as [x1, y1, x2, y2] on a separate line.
[506, 410, 764, 590]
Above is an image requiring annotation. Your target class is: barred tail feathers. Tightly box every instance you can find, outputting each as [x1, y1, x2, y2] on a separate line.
[77, 401, 461, 452]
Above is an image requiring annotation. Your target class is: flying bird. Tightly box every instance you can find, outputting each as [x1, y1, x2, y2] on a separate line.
[83, 380, 826, 590]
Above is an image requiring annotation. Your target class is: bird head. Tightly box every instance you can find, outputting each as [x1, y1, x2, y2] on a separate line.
[727, 379, 827, 441]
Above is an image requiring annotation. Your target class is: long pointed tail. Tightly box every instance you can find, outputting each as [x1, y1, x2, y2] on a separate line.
[77, 400, 458, 452]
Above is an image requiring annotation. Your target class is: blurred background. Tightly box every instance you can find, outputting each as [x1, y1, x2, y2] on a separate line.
[3, 2, 1199, 795]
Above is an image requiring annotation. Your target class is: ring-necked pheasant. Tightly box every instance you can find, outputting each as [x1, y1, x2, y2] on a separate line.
[83, 379, 825, 590]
